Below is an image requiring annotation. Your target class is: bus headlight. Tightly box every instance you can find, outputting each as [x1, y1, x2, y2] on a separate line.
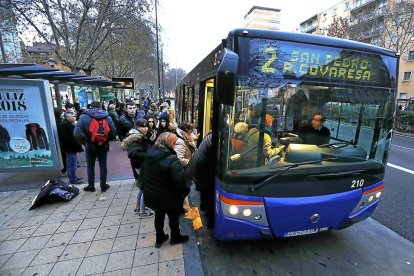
[350, 183, 384, 215]
[229, 206, 239, 215]
[376, 192, 381, 198]
[243, 209, 252, 217]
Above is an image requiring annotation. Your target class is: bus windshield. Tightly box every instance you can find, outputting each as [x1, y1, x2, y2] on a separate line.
[223, 80, 395, 174]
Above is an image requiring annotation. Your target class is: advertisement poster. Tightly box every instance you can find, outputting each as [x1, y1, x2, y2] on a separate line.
[0, 79, 61, 172]
[99, 87, 116, 102]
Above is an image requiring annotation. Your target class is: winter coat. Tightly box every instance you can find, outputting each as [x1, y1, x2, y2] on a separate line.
[74, 108, 116, 151]
[121, 129, 149, 169]
[174, 128, 196, 167]
[187, 133, 213, 189]
[25, 123, 49, 151]
[118, 112, 134, 141]
[156, 112, 170, 137]
[108, 110, 119, 134]
[141, 146, 189, 211]
[58, 119, 83, 153]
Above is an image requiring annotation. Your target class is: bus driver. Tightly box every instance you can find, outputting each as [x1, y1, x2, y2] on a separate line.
[298, 113, 331, 146]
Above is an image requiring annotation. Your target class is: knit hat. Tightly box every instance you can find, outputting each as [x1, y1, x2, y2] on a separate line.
[135, 118, 148, 127]
[234, 122, 248, 133]
[158, 111, 169, 121]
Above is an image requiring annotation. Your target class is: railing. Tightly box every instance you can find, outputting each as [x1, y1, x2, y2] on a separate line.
[352, 0, 380, 11]
[300, 23, 317, 33]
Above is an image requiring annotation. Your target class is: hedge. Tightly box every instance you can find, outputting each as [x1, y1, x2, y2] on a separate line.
[395, 110, 414, 133]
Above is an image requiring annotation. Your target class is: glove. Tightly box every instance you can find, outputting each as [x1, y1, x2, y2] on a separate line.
[230, 154, 241, 161]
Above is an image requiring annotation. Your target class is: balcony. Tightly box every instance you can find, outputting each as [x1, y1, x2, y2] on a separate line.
[352, 0, 382, 12]
[300, 23, 318, 33]
[350, 6, 386, 27]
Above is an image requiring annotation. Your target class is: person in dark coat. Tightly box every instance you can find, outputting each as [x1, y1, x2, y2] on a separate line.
[118, 102, 136, 141]
[298, 113, 331, 146]
[141, 132, 190, 248]
[188, 132, 215, 228]
[58, 111, 83, 184]
[156, 111, 170, 137]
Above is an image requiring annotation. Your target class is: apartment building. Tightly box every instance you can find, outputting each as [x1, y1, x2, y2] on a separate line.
[244, 6, 281, 31]
[298, 0, 414, 106]
[299, 0, 353, 35]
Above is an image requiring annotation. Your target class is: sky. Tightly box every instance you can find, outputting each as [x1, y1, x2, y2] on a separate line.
[159, 0, 339, 73]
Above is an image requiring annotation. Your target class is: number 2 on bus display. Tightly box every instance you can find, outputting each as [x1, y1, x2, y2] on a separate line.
[262, 47, 276, 73]
[351, 179, 364, 189]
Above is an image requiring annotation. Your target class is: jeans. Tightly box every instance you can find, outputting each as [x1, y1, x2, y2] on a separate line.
[66, 152, 78, 183]
[154, 208, 180, 239]
[136, 189, 145, 211]
[85, 147, 108, 187]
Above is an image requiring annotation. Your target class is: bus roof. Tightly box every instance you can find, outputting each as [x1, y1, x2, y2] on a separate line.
[228, 29, 397, 58]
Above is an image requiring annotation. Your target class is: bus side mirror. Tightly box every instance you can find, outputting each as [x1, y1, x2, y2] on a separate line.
[216, 48, 238, 105]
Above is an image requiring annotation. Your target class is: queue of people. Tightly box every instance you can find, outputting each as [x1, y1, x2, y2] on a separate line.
[55, 96, 199, 249]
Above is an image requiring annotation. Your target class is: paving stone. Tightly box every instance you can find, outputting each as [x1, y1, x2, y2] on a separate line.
[105, 206, 126, 216]
[114, 191, 132, 198]
[55, 220, 82, 233]
[0, 229, 15, 242]
[120, 213, 137, 225]
[45, 231, 75, 247]
[77, 254, 109, 275]
[0, 217, 28, 230]
[1, 250, 39, 270]
[73, 202, 96, 211]
[18, 235, 51, 252]
[159, 244, 183, 263]
[125, 204, 137, 214]
[0, 253, 12, 268]
[21, 263, 54, 276]
[136, 232, 157, 249]
[78, 217, 104, 230]
[53, 203, 76, 214]
[87, 208, 108, 218]
[139, 220, 155, 234]
[118, 223, 140, 238]
[32, 222, 61, 237]
[100, 215, 122, 227]
[30, 245, 65, 266]
[43, 213, 68, 224]
[86, 239, 114, 257]
[9, 210, 32, 219]
[0, 238, 27, 254]
[158, 259, 185, 276]
[8, 226, 39, 240]
[48, 258, 82, 275]
[110, 198, 129, 207]
[0, 267, 25, 275]
[112, 235, 137, 252]
[65, 210, 88, 221]
[59, 241, 91, 261]
[133, 246, 158, 267]
[20, 214, 49, 227]
[105, 250, 134, 272]
[70, 228, 98, 244]
[131, 263, 158, 276]
[117, 183, 133, 191]
[92, 200, 112, 209]
[94, 225, 119, 240]
[103, 268, 132, 276]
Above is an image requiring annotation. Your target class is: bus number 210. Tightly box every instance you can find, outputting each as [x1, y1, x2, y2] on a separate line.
[351, 179, 365, 189]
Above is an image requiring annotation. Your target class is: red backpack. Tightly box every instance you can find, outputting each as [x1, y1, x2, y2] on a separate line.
[89, 117, 110, 146]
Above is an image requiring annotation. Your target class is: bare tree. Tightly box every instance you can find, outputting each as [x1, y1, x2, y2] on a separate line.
[350, 0, 414, 54]
[10, 0, 151, 74]
[163, 67, 186, 93]
[327, 16, 349, 39]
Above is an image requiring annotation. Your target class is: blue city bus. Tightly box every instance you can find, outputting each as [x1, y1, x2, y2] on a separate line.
[175, 29, 398, 240]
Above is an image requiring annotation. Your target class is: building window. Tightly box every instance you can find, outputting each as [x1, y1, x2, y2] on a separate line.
[408, 51, 414, 61]
[403, 72, 412, 81]
[344, 2, 349, 10]
[399, 93, 407, 99]
[333, 8, 337, 16]
[323, 13, 327, 22]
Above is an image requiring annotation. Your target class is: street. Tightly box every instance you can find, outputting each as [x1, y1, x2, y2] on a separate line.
[194, 133, 414, 275]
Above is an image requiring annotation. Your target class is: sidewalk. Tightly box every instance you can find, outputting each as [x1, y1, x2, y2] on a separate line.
[0, 179, 201, 275]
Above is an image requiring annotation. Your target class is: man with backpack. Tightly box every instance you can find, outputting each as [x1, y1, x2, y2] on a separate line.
[74, 101, 117, 192]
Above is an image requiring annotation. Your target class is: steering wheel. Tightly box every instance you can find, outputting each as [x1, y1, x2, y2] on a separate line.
[318, 142, 350, 149]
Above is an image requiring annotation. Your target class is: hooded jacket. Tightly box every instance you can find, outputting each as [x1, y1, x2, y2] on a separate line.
[121, 129, 149, 169]
[25, 123, 49, 150]
[74, 108, 116, 150]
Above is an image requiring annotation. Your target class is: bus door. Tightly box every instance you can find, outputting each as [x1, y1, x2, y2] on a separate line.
[202, 79, 214, 137]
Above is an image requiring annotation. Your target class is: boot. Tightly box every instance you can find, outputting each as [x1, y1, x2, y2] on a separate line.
[170, 234, 189, 245]
[155, 233, 169, 248]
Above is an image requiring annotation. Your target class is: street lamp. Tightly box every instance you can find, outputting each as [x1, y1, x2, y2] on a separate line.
[47, 57, 56, 68]
[155, 0, 161, 100]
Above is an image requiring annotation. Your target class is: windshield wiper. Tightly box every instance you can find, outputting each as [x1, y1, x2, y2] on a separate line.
[248, 157, 337, 192]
